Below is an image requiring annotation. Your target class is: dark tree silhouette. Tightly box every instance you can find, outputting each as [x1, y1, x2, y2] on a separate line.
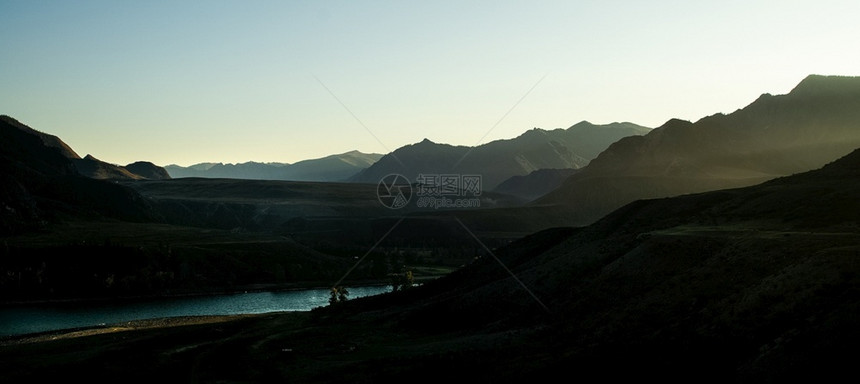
[389, 268, 414, 292]
[329, 285, 349, 305]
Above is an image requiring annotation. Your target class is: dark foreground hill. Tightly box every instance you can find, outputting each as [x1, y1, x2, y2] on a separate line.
[0, 115, 80, 159]
[0, 116, 161, 235]
[4, 144, 858, 382]
[0, 115, 171, 182]
[538, 75, 860, 225]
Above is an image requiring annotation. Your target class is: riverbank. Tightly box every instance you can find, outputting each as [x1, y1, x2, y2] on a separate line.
[0, 277, 413, 307]
[0, 284, 395, 339]
[0, 313, 267, 346]
[0, 273, 443, 307]
[0, 294, 551, 384]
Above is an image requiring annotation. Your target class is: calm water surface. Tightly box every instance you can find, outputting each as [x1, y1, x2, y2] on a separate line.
[0, 285, 392, 337]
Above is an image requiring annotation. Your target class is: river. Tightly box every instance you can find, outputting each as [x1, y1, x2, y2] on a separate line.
[0, 285, 392, 337]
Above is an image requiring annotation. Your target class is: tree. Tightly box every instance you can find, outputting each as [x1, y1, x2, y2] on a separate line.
[389, 268, 414, 292]
[329, 285, 349, 305]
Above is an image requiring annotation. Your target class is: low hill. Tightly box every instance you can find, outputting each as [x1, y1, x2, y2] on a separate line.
[124, 161, 171, 180]
[73, 155, 171, 181]
[72, 155, 145, 180]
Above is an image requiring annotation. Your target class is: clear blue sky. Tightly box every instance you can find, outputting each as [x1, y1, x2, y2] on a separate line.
[2, 0, 858, 166]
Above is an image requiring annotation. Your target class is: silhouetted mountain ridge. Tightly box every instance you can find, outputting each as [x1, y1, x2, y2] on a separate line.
[0, 115, 169, 181]
[350, 121, 650, 189]
[0, 116, 162, 234]
[538, 74, 860, 225]
[0, 115, 81, 160]
[73, 155, 145, 180]
[164, 151, 383, 181]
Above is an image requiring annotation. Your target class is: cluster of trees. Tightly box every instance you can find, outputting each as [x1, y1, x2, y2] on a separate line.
[0, 242, 177, 301]
[329, 286, 349, 304]
[389, 269, 414, 292]
[328, 268, 416, 307]
[0, 240, 352, 302]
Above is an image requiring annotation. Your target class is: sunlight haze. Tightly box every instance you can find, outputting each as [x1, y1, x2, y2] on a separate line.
[2, 0, 858, 166]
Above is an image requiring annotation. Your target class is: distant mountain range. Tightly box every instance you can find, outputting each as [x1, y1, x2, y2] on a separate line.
[164, 151, 383, 182]
[349, 121, 651, 190]
[7, 74, 860, 232]
[165, 121, 650, 190]
[537, 75, 860, 225]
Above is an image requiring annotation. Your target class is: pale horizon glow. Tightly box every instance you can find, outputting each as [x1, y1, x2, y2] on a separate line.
[2, 1, 859, 167]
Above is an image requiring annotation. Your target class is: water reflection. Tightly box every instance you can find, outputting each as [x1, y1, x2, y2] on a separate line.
[0, 285, 392, 337]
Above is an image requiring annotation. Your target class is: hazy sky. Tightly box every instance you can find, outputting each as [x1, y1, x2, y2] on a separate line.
[2, 1, 858, 166]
